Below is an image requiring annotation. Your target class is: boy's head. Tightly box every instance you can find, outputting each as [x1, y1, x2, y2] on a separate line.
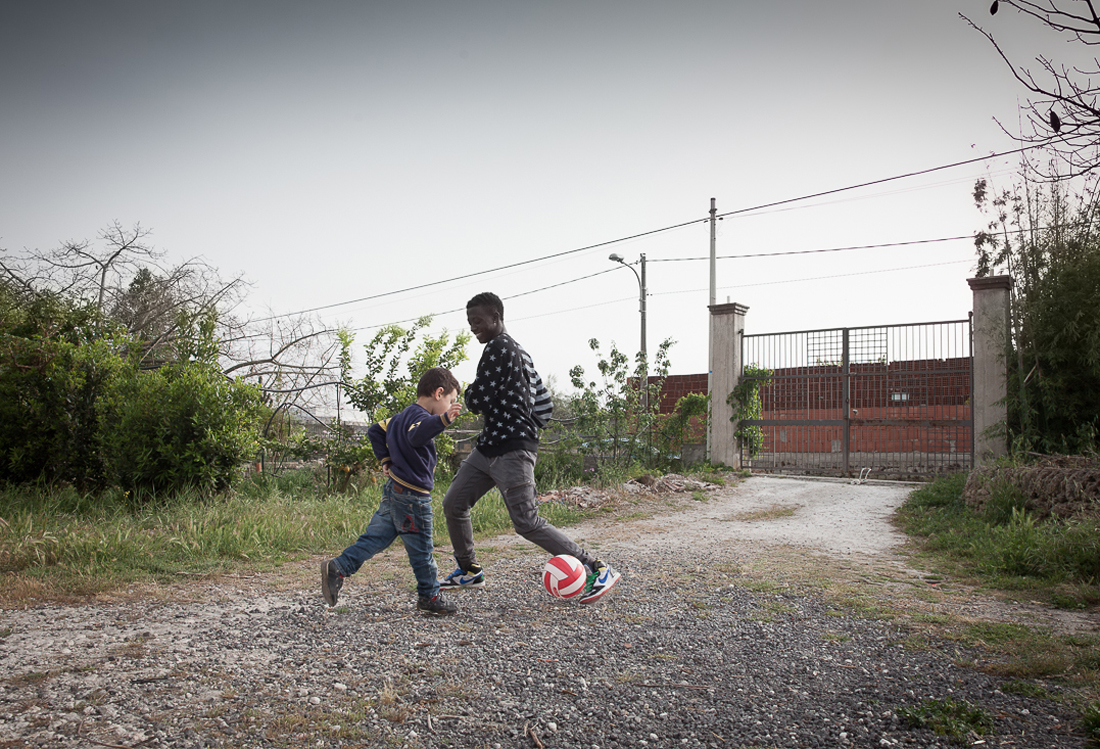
[416, 367, 461, 416]
[466, 292, 504, 344]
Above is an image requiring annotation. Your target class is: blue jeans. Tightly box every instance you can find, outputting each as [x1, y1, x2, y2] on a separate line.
[333, 479, 440, 600]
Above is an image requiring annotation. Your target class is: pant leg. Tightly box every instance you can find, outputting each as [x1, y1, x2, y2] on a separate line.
[442, 448, 497, 570]
[334, 491, 399, 576]
[488, 449, 598, 570]
[391, 492, 440, 599]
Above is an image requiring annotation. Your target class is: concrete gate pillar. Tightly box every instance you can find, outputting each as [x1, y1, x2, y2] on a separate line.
[967, 275, 1013, 465]
[708, 302, 749, 468]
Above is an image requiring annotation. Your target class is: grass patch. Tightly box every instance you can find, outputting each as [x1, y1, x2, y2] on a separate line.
[900, 697, 993, 743]
[898, 471, 1100, 723]
[0, 468, 590, 600]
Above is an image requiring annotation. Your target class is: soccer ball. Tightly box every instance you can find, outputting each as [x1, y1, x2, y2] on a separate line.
[542, 554, 586, 599]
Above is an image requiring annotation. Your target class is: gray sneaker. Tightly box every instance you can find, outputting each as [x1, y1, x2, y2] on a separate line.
[321, 559, 344, 606]
[417, 592, 457, 616]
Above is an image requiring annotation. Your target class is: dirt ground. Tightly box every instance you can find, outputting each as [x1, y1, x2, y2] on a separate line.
[556, 473, 1100, 639]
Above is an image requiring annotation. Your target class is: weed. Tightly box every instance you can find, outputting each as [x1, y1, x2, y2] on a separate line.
[1000, 679, 1050, 699]
[1081, 703, 1100, 744]
[900, 697, 993, 742]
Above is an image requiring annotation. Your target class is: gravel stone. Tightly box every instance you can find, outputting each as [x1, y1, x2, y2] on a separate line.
[0, 476, 1091, 747]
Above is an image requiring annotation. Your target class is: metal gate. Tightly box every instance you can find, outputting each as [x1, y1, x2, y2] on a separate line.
[739, 319, 973, 479]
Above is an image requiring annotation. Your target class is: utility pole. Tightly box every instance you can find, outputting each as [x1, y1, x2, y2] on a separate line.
[609, 252, 648, 409]
[706, 198, 717, 461]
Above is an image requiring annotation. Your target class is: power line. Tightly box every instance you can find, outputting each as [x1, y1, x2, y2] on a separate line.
[715, 146, 1037, 220]
[256, 144, 1042, 324]
[650, 235, 973, 262]
[251, 144, 1038, 323]
[655, 259, 974, 296]
[257, 217, 707, 323]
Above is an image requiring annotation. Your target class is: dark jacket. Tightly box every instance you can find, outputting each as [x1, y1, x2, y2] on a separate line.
[368, 403, 454, 494]
[465, 332, 553, 457]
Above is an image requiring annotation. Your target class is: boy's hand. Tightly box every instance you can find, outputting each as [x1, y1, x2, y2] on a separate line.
[446, 401, 463, 423]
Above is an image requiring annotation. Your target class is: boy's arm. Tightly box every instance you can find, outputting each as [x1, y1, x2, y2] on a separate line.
[404, 406, 460, 447]
[367, 419, 392, 472]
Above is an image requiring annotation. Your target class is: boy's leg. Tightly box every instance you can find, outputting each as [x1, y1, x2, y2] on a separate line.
[392, 493, 440, 599]
[442, 448, 497, 570]
[333, 489, 399, 576]
[489, 450, 599, 570]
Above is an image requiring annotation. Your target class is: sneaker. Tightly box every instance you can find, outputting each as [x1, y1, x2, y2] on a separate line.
[439, 562, 485, 590]
[417, 592, 457, 616]
[321, 559, 344, 607]
[579, 562, 621, 604]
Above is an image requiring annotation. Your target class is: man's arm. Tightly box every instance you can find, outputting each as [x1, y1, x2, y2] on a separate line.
[464, 338, 505, 414]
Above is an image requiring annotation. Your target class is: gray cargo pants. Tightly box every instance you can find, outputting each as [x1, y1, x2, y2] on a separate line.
[442, 447, 596, 571]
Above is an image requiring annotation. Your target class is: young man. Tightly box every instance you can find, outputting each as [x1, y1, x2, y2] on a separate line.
[322, 367, 463, 616]
[440, 292, 621, 603]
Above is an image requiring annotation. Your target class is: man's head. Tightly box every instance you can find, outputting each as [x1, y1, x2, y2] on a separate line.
[416, 367, 461, 416]
[466, 292, 505, 344]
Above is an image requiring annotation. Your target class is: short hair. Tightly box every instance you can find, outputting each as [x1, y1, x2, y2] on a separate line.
[466, 292, 504, 320]
[417, 367, 461, 398]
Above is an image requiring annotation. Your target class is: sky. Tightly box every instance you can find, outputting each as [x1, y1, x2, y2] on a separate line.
[0, 0, 1051, 401]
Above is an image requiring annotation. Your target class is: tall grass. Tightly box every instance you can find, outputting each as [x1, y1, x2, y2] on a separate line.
[897, 472, 1100, 603]
[0, 469, 584, 599]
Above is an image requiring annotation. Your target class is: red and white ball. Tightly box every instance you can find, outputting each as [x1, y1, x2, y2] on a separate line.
[542, 554, 586, 599]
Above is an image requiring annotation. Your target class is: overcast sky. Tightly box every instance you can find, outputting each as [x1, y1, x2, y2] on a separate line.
[0, 0, 1049, 393]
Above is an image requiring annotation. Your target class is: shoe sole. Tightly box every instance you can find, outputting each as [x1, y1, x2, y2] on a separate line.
[321, 560, 339, 607]
[579, 573, 620, 604]
[418, 607, 457, 616]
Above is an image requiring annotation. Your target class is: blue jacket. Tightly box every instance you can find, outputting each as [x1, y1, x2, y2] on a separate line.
[368, 403, 454, 494]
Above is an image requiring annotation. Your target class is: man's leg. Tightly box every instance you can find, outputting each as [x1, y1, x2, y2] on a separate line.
[489, 450, 599, 570]
[441, 448, 496, 570]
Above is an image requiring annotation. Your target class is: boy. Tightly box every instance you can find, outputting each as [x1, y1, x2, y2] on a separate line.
[440, 292, 621, 603]
[322, 367, 463, 616]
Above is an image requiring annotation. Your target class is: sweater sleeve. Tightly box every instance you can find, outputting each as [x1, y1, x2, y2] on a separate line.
[367, 418, 391, 467]
[464, 337, 504, 415]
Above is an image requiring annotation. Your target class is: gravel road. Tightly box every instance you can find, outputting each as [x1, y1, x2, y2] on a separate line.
[0, 475, 1091, 748]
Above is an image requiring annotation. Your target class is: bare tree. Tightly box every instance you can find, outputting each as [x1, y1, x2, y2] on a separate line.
[1, 223, 343, 418]
[964, 0, 1100, 176]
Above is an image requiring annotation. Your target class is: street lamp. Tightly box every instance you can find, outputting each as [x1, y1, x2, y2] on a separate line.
[609, 252, 647, 407]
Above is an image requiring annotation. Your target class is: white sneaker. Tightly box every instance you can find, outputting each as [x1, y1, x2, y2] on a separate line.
[439, 562, 485, 590]
[579, 563, 620, 604]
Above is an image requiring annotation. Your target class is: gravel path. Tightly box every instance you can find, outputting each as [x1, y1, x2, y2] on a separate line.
[0, 476, 1091, 748]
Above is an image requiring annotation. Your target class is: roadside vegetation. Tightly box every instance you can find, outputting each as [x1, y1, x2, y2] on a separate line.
[897, 470, 1100, 742]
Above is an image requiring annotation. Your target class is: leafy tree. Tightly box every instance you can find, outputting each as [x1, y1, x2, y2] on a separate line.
[2, 222, 344, 422]
[568, 337, 674, 466]
[973, 173, 1100, 452]
[0, 251, 265, 495]
[342, 316, 470, 422]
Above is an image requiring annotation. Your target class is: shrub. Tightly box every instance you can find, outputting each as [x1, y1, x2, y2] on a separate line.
[98, 361, 263, 497]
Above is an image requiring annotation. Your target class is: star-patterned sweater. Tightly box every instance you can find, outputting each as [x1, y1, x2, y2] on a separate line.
[465, 332, 553, 457]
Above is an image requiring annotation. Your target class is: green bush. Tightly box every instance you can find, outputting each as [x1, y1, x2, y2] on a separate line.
[98, 361, 263, 497]
[0, 291, 125, 487]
